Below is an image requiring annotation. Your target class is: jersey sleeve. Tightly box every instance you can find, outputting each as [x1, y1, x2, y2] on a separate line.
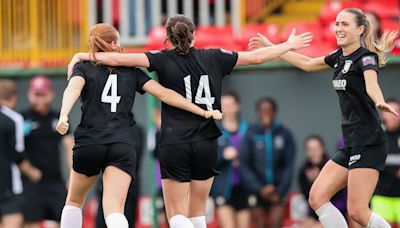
[71, 62, 86, 80]
[359, 54, 379, 73]
[135, 68, 152, 94]
[324, 49, 340, 68]
[11, 115, 25, 164]
[144, 50, 164, 73]
[213, 48, 238, 75]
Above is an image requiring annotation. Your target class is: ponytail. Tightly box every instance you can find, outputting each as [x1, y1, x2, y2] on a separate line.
[344, 8, 398, 67]
[88, 23, 120, 62]
[165, 15, 195, 55]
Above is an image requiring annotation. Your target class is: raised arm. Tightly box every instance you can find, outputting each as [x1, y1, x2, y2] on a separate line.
[68, 52, 150, 79]
[142, 79, 223, 120]
[248, 33, 329, 72]
[57, 77, 86, 135]
[364, 70, 399, 116]
[236, 29, 312, 66]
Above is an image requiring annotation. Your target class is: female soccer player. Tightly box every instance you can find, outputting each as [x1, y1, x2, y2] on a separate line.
[67, 15, 312, 228]
[249, 7, 399, 228]
[57, 23, 222, 228]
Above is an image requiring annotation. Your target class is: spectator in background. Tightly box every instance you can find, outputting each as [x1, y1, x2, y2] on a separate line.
[0, 79, 42, 228]
[21, 75, 74, 228]
[372, 98, 400, 227]
[240, 97, 296, 228]
[96, 123, 145, 228]
[365, 11, 383, 39]
[298, 135, 347, 228]
[211, 91, 250, 228]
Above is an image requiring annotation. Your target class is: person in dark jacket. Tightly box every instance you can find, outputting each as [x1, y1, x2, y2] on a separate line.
[240, 97, 296, 228]
[211, 91, 250, 228]
[298, 135, 347, 228]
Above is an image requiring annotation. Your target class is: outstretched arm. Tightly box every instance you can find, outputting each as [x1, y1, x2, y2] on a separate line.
[68, 52, 150, 78]
[142, 79, 223, 120]
[248, 33, 329, 72]
[236, 29, 312, 66]
[364, 70, 399, 116]
[57, 77, 86, 135]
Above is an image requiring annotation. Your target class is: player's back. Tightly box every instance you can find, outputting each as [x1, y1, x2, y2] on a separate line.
[145, 48, 238, 145]
[71, 61, 146, 147]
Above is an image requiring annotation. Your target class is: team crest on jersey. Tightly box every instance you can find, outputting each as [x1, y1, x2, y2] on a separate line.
[361, 55, 376, 66]
[332, 79, 347, 90]
[274, 135, 284, 150]
[341, 60, 352, 73]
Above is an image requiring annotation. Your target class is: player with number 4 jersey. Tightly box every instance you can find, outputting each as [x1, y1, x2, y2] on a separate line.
[68, 15, 312, 228]
[57, 24, 221, 228]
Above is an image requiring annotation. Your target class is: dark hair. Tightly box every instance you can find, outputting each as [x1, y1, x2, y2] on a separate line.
[222, 91, 240, 103]
[304, 135, 325, 148]
[165, 14, 195, 55]
[343, 8, 397, 67]
[256, 97, 278, 113]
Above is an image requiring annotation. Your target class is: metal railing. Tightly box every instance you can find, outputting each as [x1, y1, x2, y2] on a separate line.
[0, 0, 88, 67]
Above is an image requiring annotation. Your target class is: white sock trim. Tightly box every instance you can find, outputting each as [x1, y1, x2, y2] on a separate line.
[63, 205, 81, 211]
[105, 212, 128, 228]
[189, 216, 206, 228]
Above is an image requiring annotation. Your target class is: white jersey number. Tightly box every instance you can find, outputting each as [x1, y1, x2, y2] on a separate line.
[183, 75, 215, 111]
[101, 74, 121, 112]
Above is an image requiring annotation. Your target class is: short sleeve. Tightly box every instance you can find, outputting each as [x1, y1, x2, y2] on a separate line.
[324, 49, 340, 68]
[71, 62, 86, 80]
[359, 54, 378, 73]
[135, 68, 152, 94]
[144, 50, 163, 72]
[213, 48, 238, 75]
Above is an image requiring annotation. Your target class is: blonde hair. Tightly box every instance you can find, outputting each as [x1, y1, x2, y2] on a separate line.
[344, 8, 398, 67]
[88, 23, 120, 62]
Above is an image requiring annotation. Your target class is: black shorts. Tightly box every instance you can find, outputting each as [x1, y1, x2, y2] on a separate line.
[214, 185, 251, 211]
[23, 180, 66, 222]
[73, 143, 137, 178]
[159, 139, 219, 182]
[331, 143, 388, 171]
[251, 193, 286, 209]
[0, 194, 24, 217]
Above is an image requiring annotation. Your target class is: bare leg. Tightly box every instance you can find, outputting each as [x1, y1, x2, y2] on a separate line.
[347, 168, 379, 226]
[216, 206, 235, 228]
[236, 209, 251, 228]
[2, 213, 24, 228]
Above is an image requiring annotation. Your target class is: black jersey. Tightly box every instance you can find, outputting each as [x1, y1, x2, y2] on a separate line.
[0, 106, 24, 200]
[22, 109, 67, 181]
[71, 61, 151, 148]
[375, 129, 400, 197]
[325, 47, 386, 147]
[145, 48, 238, 146]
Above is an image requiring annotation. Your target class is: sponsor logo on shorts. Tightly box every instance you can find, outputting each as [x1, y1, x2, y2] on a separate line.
[348, 154, 361, 166]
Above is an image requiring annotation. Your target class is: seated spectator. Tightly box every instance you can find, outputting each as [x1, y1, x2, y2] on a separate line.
[240, 97, 296, 228]
[372, 98, 400, 227]
[298, 135, 347, 228]
[211, 91, 251, 228]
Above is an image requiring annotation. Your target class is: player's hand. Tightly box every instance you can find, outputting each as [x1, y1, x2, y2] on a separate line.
[248, 33, 274, 50]
[29, 168, 42, 183]
[223, 146, 238, 160]
[204, 110, 223, 120]
[57, 116, 69, 135]
[286, 29, 313, 50]
[67, 53, 82, 80]
[376, 103, 400, 117]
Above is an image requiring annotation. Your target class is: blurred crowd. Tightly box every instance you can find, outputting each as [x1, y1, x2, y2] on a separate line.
[1, 76, 399, 228]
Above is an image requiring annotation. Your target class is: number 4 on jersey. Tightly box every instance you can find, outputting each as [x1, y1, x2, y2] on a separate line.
[101, 74, 121, 112]
[184, 75, 215, 111]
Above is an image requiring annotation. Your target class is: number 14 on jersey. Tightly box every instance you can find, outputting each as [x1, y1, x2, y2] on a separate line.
[184, 75, 215, 111]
